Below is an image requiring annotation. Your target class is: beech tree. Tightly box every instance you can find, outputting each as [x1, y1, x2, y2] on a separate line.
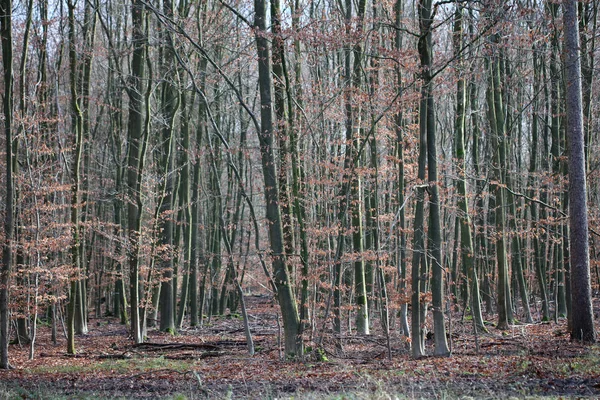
[127, 0, 149, 344]
[413, 0, 449, 357]
[254, 0, 302, 357]
[0, 0, 14, 370]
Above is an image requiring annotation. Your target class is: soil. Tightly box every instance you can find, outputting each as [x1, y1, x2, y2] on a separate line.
[1, 296, 600, 399]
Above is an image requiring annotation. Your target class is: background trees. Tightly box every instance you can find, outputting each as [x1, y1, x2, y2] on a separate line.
[0, 0, 598, 364]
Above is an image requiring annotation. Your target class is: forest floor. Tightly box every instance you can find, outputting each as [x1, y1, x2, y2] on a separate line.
[1, 296, 600, 399]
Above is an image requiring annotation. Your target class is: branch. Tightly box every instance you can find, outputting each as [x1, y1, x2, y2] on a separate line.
[217, 0, 253, 28]
[497, 182, 600, 239]
[502, 185, 566, 217]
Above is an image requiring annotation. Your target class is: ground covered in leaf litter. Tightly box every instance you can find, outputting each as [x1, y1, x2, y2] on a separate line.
[1, 296, 600, 399]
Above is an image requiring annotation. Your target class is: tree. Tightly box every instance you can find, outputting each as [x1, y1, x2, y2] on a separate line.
[417, 0, 449, 356]
[563, 0, 596, 343]
[66, 0, 86, 355]
[0, 0, 14, 370]
[394, 0, 410, 339]
[486, 31, 512, 331]
[158, 0, 179, 333]
[254, 0, 302, 357]
[453, 4, 485, 332]
[127, 0, 149, 344]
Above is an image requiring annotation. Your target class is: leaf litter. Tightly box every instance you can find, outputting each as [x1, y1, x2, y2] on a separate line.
[1, 296, 599, 399]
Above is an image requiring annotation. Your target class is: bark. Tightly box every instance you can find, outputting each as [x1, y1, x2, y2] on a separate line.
[580, 1, 596, 166]
[394, 0, 410, 338]
[0, 0, 14, 370]
[528, 46, 550, 322]
[157, 0, 179, 334]
[67, 0, 85, 354]
[271, 0, 295, 264]
[486, 39, 511, 330]
[548, 2, 567, 319]
[75, 0, 97, 336]
[563, 0, 596, 343]
[254, 0, 302, 357]
[418, 0, 449, 356]
[190, 53, 208, 326]
[453, 5, 485, 332]
[288, 0, 310, 336]
[127, 0, 148, 344]
[411, 99, 427, 358]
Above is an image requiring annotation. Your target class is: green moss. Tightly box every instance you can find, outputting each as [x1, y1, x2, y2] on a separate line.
[165, 327, 177, 336]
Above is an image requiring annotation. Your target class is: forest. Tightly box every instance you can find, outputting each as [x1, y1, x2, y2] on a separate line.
[1, 0, 600, 397]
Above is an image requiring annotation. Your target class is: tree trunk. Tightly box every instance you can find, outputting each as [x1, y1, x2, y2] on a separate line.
[418, 0, 449, 356]
[126, 0, 148, 344]
[563, 0, 596, 343]
[254, 0, 302, 357]
[0, 0, 14, 370]
[486, 39, 511, 330]
[453, 5, 485, 332]
[67, 0, 85, 354]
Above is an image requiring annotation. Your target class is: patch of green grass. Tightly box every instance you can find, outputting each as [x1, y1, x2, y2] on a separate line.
[29, 355, 195, 375]
[0, 385, 20, 400]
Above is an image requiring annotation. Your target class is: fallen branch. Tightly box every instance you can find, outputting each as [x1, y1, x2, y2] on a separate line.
[164, 351, 225, 360]
[132, 342, 222, 351]
[97, 352, 133, 360]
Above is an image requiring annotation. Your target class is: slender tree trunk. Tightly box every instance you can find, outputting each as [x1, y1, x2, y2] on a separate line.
[453, 5, 485, 332]
[127, 0, 148, 344]
[468, 10, 489, 320]
[418, 0, 449, 356]
[67, 0, 85, 354]
[157, 0, 179, 333]
[254, 0, 302, 357]
[271, 0, 295, 268]
[0, 0, 14, 370]
[190, 55, 208, 326]
[288, 0, 310, 337]
[393, 0, 410, 338]
[74, 0, 96, 336]
[528, 46, 550, 322]
[486, 39, 511, 330]
[411, 100, 427, 358]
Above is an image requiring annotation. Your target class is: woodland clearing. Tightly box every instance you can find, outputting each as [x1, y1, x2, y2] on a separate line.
[0, 296, 599, 399]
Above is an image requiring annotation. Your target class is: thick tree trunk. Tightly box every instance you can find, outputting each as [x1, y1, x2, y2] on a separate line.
[563, 0, 596, 343]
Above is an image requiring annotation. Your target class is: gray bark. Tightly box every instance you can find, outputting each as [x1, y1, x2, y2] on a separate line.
[418, 0, 449, 356]
[0, 0, 14, 370]
[563, 0, 596, 343]
[126, 0, 148, 344]
[254, 0, 302, 357]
